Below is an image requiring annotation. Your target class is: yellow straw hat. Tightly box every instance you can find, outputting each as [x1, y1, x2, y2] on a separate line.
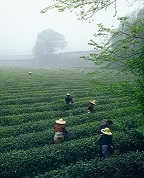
[55, 118, 66, 124]
[101, 127, 112, 135]
[90, 100, 96, 105]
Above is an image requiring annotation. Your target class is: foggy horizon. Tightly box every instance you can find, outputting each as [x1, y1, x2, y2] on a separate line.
[0, 0, 141, 55]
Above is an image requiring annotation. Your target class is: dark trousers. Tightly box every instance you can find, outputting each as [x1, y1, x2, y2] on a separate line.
[100, 145, 113, 157]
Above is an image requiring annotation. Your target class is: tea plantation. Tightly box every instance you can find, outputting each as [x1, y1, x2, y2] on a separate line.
[0, 67, 144, 178]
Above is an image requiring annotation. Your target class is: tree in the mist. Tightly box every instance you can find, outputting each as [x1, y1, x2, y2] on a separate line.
[87, 8, 144, 116]
[41, 0, 144, 20]
[33, 29, 67, 59]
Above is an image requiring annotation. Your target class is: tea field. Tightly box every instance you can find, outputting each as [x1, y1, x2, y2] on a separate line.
[0, 67, 144, 178]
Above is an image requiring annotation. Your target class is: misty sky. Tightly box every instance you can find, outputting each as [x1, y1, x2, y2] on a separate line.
[0, 0, 141, 55]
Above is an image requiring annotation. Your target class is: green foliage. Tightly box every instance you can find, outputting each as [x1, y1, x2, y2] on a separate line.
[85, 8, 144, 117]
[0, 130, 143, 177]
[37, 151, 144, 178]
[41, 1, 144, 20]
[40, 0, 119, 20]
[0, 68, 144, 177]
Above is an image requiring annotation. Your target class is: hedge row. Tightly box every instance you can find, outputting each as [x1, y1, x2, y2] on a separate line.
[0, 123, 94, 152]
[35, 151, 144, 178]
[0, 97, 122, 117]
[0, 113, 141, 153]
[0, 121, 100, 152]
[0, 108, 140, 138]
[0, 110, 106, 138]
[0, 131, 143, 177]
[0, 101, 138, 126]
[0, 137, 98, 178]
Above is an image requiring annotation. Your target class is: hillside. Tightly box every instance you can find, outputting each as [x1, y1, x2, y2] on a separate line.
[0, 67, 144, 178]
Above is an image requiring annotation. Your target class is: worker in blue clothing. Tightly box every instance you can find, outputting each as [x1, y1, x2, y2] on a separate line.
[97, 120, 113, 135]
[65, 93, 74, 104]
[98, 127, 113, 157]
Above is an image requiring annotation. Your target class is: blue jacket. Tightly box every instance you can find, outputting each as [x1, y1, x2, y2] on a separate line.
[97, 122, 107, 134]
[65, 96, 74, 104]
[99, 134, 113, 146]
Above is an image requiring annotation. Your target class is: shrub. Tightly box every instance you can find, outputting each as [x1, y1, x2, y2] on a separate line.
[0, 131, 143, 177]
[35, 151, 144, 178]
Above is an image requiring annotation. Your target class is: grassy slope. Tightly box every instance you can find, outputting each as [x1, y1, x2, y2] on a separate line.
[0, 67, 143, 178]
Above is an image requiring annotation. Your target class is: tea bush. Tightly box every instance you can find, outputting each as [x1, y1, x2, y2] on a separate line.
[0, 131, 143, 177]
[37, 151, 144, 178]
[0, 67, 143, 178]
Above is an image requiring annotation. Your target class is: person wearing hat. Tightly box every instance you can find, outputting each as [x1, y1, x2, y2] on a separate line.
[98, 127, 113, 157]
[54, 118, 68, 144]
[97, 120, 113, 135]
[87, 100, 96, 113]
[65, 93, 74, 105]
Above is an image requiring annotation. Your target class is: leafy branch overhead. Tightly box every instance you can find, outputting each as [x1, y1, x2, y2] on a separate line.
[40, 0, 144, 20]
[41, 0, 118, 20]
[88, 11, 144, 76]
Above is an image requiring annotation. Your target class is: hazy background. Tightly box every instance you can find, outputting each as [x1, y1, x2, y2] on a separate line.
[0, 0, 141, 55]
